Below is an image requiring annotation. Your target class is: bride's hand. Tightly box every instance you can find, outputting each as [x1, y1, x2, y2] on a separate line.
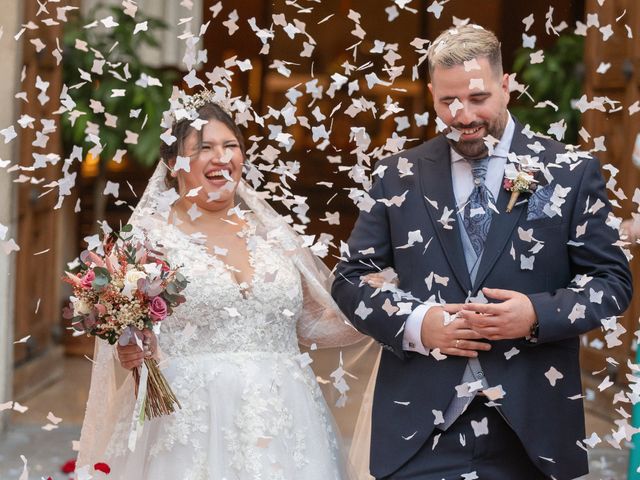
[116, 328, 158, 370]
[361, 268, 399, 289]
[621, 219, 640, 244]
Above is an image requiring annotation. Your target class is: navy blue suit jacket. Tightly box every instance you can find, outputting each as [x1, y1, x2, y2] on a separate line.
[331, 123, 632, 479]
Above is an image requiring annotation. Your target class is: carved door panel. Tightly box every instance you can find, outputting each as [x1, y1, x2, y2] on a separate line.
[581, 0, 639, 404]
[12, 1, 69, 399]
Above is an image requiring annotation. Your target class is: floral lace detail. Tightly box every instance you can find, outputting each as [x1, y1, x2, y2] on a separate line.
[223, 359, 306, 477]
[152, 220, 303, 357]
[104, 217, 346, 479]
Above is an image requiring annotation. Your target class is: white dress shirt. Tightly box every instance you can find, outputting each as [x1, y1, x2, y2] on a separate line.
[402, 116, 515, 354]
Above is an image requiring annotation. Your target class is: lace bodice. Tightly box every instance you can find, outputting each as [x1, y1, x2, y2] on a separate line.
[146, 219, 304, 357]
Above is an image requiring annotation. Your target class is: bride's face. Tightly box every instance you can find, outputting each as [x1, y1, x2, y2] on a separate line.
[176, 119, 244, 212]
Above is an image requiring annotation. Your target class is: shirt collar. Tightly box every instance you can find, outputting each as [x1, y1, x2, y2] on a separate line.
[450, 114, 515, 163]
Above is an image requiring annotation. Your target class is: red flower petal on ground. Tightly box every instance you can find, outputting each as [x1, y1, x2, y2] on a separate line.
[94, 462, 111, 474]
[60, 459, 76, 473]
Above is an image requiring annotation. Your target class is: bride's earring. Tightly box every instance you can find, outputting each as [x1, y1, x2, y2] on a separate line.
[242, 159, 253, 176]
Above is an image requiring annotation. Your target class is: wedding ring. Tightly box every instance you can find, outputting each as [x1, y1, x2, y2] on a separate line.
[455, 339, 460, 348]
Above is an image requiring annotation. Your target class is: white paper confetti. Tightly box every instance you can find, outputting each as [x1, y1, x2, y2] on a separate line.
[530, 50, 545, 64]
[355, 301, 373, 320]
[504, 347, 520, 360]
[103, 181, 119, 198]
[545, 367, 564, 386]
[471, 417, 489, 437]
[432, 409, 445, 425]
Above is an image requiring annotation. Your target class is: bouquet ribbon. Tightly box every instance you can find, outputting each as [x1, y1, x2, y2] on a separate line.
[128, 361, 149, 452]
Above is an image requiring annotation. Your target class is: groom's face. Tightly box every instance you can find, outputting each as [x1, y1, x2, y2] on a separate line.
[428, 57, 510, 160]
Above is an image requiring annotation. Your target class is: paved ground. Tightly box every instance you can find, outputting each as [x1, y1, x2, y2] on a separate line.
[0, 425, 80, 480]
[0, 426, 631, 479]
[0, 356, 633, 479]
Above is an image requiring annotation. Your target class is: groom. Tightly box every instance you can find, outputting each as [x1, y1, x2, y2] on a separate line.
[332, 25, 632, 479]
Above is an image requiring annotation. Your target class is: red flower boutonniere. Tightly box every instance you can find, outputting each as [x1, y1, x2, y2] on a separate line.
[503, 163, 539, 213]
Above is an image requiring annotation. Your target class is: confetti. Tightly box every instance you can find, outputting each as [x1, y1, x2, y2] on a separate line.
[18, 455, 28, 480]
[469, 78, 484, 91]
[13, 402, 29, 413]
[449, 98, 464, 117]
[529, 50, 545, 64]
[427, 0, 447, 19]
[471, 417, 489, 437]
[545, 367, 564, 387]
[103, 181, 120, 198]
[355, 301, 373, 320]
[504, 347, 520, 360]
[0, 4, 634, 475]
[0, 125, 17, 143]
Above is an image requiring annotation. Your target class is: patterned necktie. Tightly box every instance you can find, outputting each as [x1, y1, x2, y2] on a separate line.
[463, 157, 494, 257]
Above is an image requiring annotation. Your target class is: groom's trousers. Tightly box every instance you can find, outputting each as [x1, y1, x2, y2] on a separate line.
[377, 396, 548, 480]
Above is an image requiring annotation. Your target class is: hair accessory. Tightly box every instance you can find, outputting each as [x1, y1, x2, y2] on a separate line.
[166, 88, 234, 126]
[181, 88, 222, 112]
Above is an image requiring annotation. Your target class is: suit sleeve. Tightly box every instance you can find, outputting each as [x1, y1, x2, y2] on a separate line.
[527, 157, 633, 344]
[331, 174, 414, 360]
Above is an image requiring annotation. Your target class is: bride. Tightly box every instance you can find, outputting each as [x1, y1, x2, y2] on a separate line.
[75, 89, 374, 479]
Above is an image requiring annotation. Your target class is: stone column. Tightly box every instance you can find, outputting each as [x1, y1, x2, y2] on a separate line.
[0, 1, 22, 432]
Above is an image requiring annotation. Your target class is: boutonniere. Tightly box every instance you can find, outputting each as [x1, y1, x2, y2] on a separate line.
[503, 163, 539, 213]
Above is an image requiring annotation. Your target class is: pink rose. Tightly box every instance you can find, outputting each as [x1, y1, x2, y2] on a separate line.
[80, 270, 95, 289]
[149, 296, 168, 321]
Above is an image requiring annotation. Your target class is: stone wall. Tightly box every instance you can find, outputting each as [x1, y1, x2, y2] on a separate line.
[0, 1, 22, 432]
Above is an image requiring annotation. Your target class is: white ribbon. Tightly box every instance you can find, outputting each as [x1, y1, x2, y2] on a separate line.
[127, 361, 149, 452]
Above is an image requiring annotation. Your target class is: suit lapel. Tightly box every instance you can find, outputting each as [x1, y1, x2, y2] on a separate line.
[417, 136, 472, 293]
[473, 121, 533, 290]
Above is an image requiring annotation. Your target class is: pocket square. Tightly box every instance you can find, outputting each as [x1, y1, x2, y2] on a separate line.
[526, 183, 554, 221]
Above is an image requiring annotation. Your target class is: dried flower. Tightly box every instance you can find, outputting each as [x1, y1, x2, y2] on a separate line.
[62, 223, 188, 420]
[503, 163, 538, 213]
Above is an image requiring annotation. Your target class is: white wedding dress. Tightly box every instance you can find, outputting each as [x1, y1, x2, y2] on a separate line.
[93, 218, 351, 480]
[74, 146, 372, 478]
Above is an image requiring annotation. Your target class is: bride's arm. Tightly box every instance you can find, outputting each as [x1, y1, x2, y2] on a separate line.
[295, 259, 367, 349]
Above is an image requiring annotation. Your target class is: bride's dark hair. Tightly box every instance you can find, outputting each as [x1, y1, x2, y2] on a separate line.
[160, 102, 247, 190]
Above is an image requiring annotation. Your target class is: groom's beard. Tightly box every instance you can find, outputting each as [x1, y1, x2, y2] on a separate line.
[446, 112, 508, 160]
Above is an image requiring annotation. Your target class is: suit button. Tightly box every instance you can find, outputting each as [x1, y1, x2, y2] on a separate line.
[477, 371, 484, 378]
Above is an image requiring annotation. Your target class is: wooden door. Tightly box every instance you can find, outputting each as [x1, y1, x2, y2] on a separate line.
[580, 0, 640, 412]
[12, 1, 70, 399]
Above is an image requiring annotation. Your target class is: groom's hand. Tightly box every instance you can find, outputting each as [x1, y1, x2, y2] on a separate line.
[420, 305, 492, 358]
[459, 288, 537, 340]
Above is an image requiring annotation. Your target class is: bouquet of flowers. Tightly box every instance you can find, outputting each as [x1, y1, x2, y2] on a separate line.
[63, 223, 187, 419]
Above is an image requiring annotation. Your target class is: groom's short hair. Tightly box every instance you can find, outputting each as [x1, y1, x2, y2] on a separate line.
[427, 24, 503, 78]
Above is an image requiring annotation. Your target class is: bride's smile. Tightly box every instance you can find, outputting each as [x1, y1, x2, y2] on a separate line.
[173, 118, 244, 213]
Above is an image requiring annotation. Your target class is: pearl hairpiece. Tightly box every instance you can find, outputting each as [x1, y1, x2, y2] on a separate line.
[167, 88, 234, 126]
[182, 88, 227, 112]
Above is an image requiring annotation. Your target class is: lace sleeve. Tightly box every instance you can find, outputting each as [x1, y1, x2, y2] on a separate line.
[75, 339, 135, 473]
[294, 245, 365, 348]
[236, 181, 364, 348]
